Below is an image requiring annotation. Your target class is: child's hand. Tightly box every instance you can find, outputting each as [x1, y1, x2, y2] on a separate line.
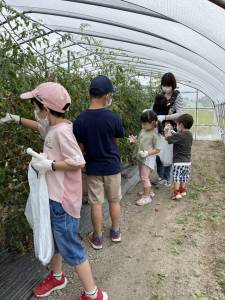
[138, 150, 149, 158]
[128, 135, 137, 143]
[31, 156, 53, 174]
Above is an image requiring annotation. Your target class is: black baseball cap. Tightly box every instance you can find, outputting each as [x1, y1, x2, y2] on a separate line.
[89, 75, 113, 97]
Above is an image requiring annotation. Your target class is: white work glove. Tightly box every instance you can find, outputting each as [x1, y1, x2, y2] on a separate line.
[138, 150, 149, 158]
[0, 113, 20, 124]
[157, 115, 165, 122]
[31, 156, 54, 174]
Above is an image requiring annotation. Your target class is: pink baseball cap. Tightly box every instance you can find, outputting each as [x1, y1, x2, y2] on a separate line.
[20, 82, 71, 113]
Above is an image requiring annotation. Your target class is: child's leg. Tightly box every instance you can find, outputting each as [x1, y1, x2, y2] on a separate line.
[87, 176, 104, 237]
[139, 164, 151, 196]
[75, 259, 96, 292]
[91, 204, 103, 236]
[105, 174, 122, 241]
[109, 202, 121, 228]
[51, 253, 63, 274]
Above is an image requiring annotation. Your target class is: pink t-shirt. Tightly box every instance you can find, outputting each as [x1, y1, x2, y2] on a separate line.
[38, 121, 85, 218]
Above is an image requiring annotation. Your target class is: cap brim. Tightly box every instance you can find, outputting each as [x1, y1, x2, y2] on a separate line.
[20, 91, 34, 99]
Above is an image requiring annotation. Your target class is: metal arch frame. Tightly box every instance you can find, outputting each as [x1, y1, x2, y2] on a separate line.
[17, 6, 225, 75]
[68, 52, 220, 102]
[209, 0, 225, 9]
[6, 3, 225, 98]
[63, 0, 225, 51]
[48, 25, 225, 97]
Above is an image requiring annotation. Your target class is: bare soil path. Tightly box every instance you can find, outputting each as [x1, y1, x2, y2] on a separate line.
[34, 141, 225, 300]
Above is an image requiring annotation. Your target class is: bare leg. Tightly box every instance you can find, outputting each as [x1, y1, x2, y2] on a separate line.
[75, 260, 96, 292]
[109, 202, 120, 228]
[143, 186, 150, 196]
[51, 253, 63, 274]
[180, 182, 186, 189]
[91, 204, 103, 235]
[174, 182, 180, 191]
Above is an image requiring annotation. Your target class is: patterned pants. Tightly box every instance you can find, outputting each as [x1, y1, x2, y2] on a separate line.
[172, 164, 191, 182]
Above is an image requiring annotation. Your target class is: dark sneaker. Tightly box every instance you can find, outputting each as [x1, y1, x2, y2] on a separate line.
[110, 228, 121, 242]
[78, 288, 108, 300]
[88, 232, 103, 250]
[33, 272, 67, 297]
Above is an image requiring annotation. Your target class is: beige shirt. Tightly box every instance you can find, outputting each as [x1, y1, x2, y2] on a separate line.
[137, 129, 160, 163]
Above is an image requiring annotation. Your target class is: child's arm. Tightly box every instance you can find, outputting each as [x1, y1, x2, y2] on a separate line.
[0, 113, 38, 130]
[53, 161, 85, 171]
[20, 117, 38, 130]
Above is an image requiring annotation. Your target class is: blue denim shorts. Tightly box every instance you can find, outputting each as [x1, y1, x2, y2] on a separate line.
[50, 200, 87, 266]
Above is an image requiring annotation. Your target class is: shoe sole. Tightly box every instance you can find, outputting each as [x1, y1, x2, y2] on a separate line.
[34, 278, 68, 297]
[136, 200, 152, 206]
[88, 237, 103, 250]
[111, 235, 122, 242]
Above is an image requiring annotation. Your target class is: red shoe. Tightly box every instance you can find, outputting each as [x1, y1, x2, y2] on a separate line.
[33, 272, 68, 297]
[78, 288, 108, 300]
[172, 190, 182, 200]
[179, 187, 187, 196]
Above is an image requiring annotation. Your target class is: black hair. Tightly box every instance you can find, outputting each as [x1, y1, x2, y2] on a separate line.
[153, 94, 170, 115]
[140, 109, 157, 124]
[89, 88, 110, 98]
[161, 72, 177, 90]
[176, 114, 194, 129]
[31, 97, 68, 118]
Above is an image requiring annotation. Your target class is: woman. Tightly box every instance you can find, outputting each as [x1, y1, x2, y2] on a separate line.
[154, 72, 184, 186]
[161, 72, 183, 114]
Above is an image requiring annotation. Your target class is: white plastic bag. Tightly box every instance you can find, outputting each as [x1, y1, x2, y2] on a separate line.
[25, 163, 54, 265]
[159, 135, 173, 166]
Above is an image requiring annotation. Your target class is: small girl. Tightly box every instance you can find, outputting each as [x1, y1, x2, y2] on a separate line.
[129, 110, 160, 206]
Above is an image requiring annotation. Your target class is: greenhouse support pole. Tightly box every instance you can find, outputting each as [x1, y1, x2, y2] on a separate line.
[44, 48, 48, 78]
[67, 50, 71, 74]
[195, 89, 198, 141]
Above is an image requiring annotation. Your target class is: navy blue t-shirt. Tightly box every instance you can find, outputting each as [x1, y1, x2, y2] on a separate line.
[73, 108, 124, 176]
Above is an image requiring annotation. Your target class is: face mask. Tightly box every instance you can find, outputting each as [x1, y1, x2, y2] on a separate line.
[162, 86, 173, 94]
[34, 110, 49, 127]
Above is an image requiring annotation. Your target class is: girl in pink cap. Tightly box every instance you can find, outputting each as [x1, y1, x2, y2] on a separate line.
[1, 82, 107, 300]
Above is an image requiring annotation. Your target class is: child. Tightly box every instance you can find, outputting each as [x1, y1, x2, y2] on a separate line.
[1, 82, 107, 300]
[129, 109, 160, 206]
[165, 113, 193, 200]
[73, 75, 124, 250]
[153, 94, 174, 186]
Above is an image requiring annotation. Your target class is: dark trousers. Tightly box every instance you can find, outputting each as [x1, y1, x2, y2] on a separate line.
[156, 156, 171, 182]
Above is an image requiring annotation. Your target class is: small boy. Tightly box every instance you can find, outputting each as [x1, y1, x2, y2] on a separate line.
[165, 113, 194, 200]
[1, 82, 107, 300]
[73, 75, 124, 250]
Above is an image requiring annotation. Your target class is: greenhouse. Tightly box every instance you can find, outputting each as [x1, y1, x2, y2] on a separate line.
[0, 1, 225, 300]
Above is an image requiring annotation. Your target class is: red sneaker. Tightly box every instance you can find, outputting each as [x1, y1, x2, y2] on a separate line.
[172, 190, 182, 200]
[78, 288, 108, 300]
[33, 272, 68, 297]
[179, 187, 187, 196]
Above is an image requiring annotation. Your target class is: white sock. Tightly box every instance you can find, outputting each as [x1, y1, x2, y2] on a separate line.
[85, 286, 98, 299]
[53, 272, 62, 281]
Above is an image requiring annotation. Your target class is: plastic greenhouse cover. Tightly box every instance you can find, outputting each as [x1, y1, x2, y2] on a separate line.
[4, 0, 225, 105]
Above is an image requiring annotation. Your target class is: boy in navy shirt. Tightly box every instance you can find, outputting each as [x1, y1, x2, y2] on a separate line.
[73, 75, 124, 249]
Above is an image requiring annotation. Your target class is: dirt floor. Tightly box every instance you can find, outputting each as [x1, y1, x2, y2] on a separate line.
[33, 141, 225, 300]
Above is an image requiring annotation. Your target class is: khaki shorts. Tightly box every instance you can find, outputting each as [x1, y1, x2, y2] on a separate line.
[87, 173, 122, 205]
